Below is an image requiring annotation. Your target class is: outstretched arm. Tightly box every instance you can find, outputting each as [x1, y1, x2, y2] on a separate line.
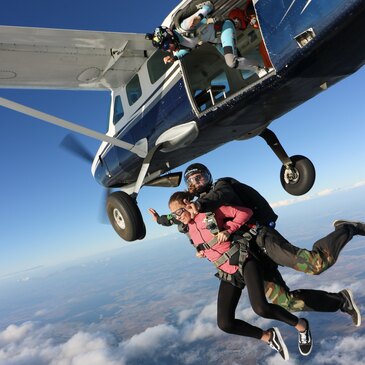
[148, 208, 175, 226]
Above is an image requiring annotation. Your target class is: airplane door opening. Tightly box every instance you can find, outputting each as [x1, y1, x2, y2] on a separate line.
[178, 1, 275, 114]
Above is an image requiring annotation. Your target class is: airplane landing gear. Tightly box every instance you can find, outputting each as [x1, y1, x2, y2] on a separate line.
[106, 191, 146, 241]
[260, 128, 316, 196]
[280, 155, 315, 196]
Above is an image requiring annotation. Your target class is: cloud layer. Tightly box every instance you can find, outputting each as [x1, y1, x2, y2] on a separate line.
[1, 298, 364, 365]
[270, 179, 365, 208]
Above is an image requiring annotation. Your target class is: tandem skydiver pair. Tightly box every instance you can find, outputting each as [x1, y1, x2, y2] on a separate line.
[149, 163, 363, 360]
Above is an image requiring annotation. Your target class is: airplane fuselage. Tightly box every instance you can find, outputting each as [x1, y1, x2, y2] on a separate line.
[93, 0, 365, 189]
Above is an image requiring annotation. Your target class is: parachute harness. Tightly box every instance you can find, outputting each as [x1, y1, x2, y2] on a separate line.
[196, 212, 259, 284]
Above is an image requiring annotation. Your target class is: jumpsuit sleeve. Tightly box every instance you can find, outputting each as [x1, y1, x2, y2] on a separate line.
[221, 206, 253, 234]
[173, 49, 190, 60]
[197, 180, 241, 212]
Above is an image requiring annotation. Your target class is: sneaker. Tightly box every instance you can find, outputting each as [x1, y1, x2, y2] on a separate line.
[333, 220, 365, 235]
[256, 66, 268, 78]
[340, 289, 361, 327]
[267, 327, 289, 361]
[298, 318, 313, 356]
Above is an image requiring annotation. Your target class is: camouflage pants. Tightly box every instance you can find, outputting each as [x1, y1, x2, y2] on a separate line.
[256, 225, 355, 275]
[216, 261, 344, 340]
[264, 279, 343, 312]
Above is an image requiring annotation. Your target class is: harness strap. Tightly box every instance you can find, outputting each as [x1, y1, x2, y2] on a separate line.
[198, 235, 218, 250]
[198, 223, 257, 254]
[213, 244, 239, 267]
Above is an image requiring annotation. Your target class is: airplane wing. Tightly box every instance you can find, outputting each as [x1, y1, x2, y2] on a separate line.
[0, 25, 155, 90]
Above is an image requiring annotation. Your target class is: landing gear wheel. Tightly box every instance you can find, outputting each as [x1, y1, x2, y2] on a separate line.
[138, 221, 146, 240]
[280, 155, 315, 196]
[106, 191, 145, 241]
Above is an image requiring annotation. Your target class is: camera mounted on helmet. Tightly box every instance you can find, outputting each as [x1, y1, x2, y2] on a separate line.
[146, 26, 177, 51]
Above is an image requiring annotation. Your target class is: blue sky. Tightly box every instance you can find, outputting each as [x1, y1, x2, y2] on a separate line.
[0, 0, 365, 277]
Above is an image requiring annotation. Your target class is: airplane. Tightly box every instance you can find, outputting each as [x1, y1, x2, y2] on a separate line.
[0, 0, 364, 242]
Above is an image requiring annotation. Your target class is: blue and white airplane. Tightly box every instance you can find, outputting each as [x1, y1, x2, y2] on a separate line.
[1, 0, 364, 241]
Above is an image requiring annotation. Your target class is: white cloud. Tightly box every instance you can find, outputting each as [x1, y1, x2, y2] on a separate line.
[181, 302, 220, 342]
[196, 302, 216, 321]
[317, 188, 335, 196]
[35, 309, 49, 317]
[313, 335, 365, 365]
[122, 324, 178, 357]
[182, 320, 218, 342]
[177, 308, 195, 324]
[0, 322, 34, 344]
[271, 195, 312, 208]
[1, 294, 364, 365]
[270, 179, 365, 208]
[351, 180, 365, 188]
[58, 332, 111, 360]
[0, 324, 122, 365]
[266, 353, 299, 365]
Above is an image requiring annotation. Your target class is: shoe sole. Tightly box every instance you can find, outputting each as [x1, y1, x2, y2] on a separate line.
[273, 327, 289, 361]
[333, 219, 349, 228]
[333, 219, 365, 230]
[344, 289, 362, 327]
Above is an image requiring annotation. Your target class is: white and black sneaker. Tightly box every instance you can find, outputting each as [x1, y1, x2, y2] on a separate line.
[256, 66, 268, 78]
[333, 220, 365, 236]
[267, 327, 289, 361]
[340, 289, 361, 327]
[298, 318, 313, 356]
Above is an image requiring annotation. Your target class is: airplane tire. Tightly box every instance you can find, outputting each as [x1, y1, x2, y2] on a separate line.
[138, 221, 146, 240]
[106, 191, 145, 241]
[280, 155, 316, 196]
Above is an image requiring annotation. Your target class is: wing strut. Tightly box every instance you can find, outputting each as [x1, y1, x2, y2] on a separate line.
[0, 97, 147, 158]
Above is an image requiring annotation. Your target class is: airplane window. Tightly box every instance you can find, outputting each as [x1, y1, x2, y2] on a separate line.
[113, 95, 124, 125]
[147, 50, 172, 84]
[126, 74, 142, 106]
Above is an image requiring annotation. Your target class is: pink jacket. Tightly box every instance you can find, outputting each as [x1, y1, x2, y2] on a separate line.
[188, 206, 253, 274]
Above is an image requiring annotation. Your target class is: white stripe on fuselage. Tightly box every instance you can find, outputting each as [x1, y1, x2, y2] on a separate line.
[279, 0, 313, 24]
[301, 0, 312, 13]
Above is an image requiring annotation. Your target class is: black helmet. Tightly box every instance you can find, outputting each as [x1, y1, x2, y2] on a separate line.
[146, 26, 177, 51]
[184, 163, 213, 193]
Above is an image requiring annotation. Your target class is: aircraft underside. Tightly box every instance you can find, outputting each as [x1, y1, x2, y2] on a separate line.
[1, 0, 364, 242]
[99, 0, 365, 241]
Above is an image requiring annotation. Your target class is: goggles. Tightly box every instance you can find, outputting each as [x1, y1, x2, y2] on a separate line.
[171, 207, 186, 218]
[187, 173, 206, 185]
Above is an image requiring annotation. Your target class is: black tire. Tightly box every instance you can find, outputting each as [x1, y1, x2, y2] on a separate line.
[138, 221, 146, 240]
[106, 191, 145, 241]
[280, 155, 316, 196]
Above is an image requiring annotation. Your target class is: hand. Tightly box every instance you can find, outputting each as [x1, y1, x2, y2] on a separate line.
[148, 208, 160, 222]
[189, 16, 202, 28]
[216, 230, 230, 243]
[183, 200, 199, 214]
[250, 16, 258, 28]
[196, 251, 205, 258]
[163, 55, 175, 64]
